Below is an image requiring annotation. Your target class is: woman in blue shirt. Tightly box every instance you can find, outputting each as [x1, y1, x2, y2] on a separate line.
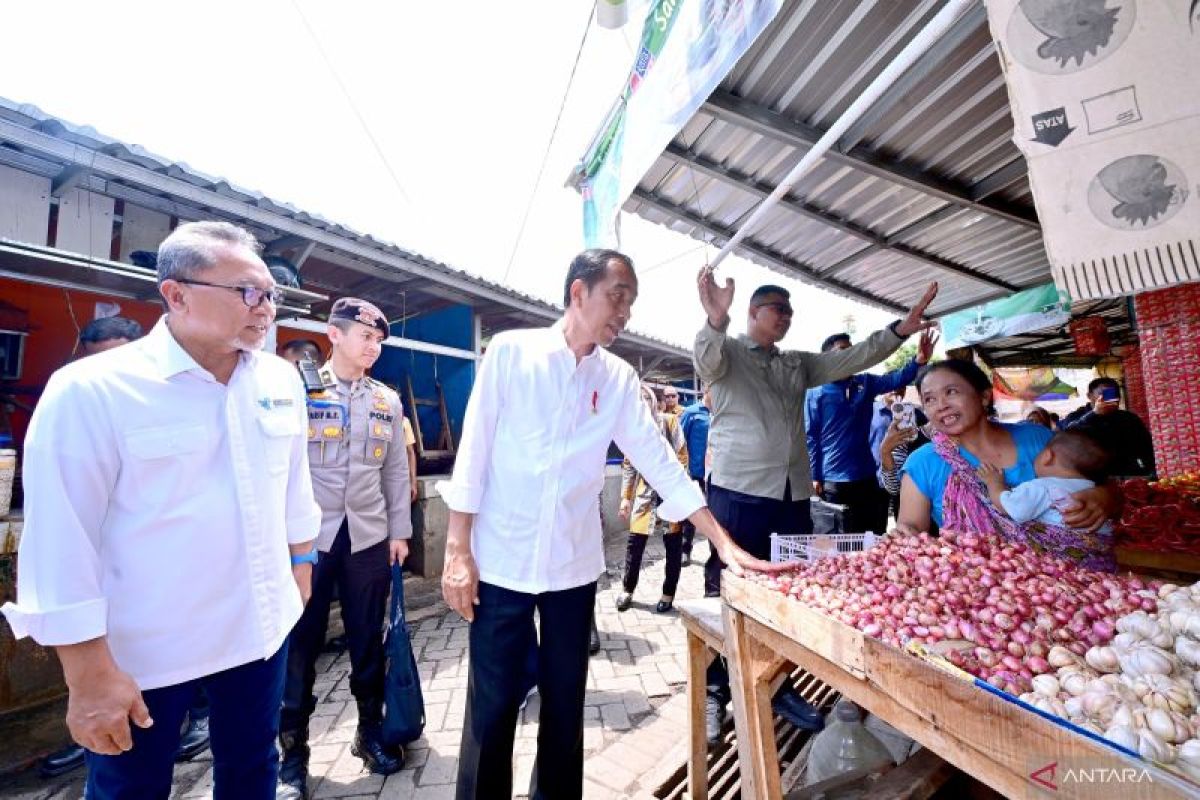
[896, 359, 1117, 538]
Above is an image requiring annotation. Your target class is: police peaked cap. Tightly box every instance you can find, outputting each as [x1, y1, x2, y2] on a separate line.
[330, 298, 390, 337]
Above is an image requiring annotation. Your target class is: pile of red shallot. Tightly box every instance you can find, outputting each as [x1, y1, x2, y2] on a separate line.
[746, 531, 1159, 695]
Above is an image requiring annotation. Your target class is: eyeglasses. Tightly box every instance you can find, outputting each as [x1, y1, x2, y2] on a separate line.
[178, 279, 285, 308]
[756, 302, 793, 316]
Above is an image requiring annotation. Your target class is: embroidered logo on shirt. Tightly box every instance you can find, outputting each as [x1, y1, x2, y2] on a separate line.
[258, 398, 272, 410]
[272, 398, 294, 408]
[591, 390, 599, 415]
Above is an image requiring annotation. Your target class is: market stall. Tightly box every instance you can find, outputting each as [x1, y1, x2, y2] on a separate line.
[719, 531, 1200, 798]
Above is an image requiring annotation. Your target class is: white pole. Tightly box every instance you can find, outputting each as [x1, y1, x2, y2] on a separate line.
[708, 0, 978, 270]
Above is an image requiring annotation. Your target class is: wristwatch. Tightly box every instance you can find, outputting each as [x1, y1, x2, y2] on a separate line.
[290, 547, 318, 567]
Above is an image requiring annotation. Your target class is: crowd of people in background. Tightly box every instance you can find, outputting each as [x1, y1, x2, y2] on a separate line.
[0, 219, 1159, 799]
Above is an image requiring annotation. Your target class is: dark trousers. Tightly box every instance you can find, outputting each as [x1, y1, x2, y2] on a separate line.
[704, 482, 813, 699]
[281, 522, 390, 732]
[622, 531, 682, 597]
[823, 478, 889, 535]
[457, 581, 596, 800]
[84, 645, 287, 800]
[679, 476, 705, 554]
[703, 482, 813, 597]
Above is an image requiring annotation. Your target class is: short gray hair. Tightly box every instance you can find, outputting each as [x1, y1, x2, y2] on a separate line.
[156, 221, 262, 285]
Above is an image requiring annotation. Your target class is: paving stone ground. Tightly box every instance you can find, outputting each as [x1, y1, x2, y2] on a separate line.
[1, 531, 712, 800]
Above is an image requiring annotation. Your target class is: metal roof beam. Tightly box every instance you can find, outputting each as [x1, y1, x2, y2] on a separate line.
[836, 4, 989, 152]
[661, 145, 1016, 292]
[701, 90, 1039, 230]
[632, 188, 907, 315]
[50, 165, 89, 198]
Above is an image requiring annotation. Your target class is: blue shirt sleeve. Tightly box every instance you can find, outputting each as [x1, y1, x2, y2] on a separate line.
[863, 359, 919, 397]
[902, 442, 951, 525]
[805, 388, 824, 482]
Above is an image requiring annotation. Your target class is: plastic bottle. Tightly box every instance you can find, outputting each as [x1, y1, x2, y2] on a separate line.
[804, 700, 895, 788]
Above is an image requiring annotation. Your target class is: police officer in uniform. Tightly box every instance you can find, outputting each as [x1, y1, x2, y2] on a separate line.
[278, 299, 412, 799]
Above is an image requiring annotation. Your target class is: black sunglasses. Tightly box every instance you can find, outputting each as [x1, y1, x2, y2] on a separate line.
[178, 279, 285, 308]
[756, 301, 793, 316]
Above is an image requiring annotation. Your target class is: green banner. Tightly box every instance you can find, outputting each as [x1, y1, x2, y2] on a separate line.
[577, 0, 783, 248]
[942, 283, 1071, 348]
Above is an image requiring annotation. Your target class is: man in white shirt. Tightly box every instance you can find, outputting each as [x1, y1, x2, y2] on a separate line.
[1, 221, 321, 799]
[438, 249, 777, 799]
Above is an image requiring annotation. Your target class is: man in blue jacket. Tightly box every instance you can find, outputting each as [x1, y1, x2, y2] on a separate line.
[677, 389, 711, 565]
[806, 329, 936, 534]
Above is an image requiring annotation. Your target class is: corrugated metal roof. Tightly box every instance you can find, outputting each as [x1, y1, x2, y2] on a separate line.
[623, 0, 1050, 319]
[0, 96, 695, 379]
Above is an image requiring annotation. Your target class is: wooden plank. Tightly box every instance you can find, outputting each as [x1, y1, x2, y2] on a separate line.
[724, 573, 866, 678]
[55, 188, 114, 258]
[1117, 547, 1200, 578]
[685, 632, 709, 800]
[723, 602, 785, 800]
[118, 203, 171, 262]
[726, 582, 1198, 800]
[0, 164, 50, 245]
[677, 597, 726, 655]
[860, 747, 954, 799]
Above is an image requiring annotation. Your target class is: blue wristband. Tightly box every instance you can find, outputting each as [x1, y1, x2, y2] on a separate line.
[291, 547, 318, 566]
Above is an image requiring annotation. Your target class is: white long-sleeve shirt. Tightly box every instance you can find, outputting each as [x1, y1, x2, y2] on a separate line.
[437, 323, 704, 593]
[1, 318, 321, 690]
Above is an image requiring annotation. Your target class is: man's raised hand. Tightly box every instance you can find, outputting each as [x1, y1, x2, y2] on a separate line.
[697, 265, 735, 329]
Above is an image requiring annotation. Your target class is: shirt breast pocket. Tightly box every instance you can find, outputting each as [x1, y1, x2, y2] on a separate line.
[259, 415, 302, 475]
[125, 424, 207, 461]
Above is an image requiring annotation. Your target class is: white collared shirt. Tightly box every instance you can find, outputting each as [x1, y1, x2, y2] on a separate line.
[1, 318, 321, 690]
[437, 323, 704, 593]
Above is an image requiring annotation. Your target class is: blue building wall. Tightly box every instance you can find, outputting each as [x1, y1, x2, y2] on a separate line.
[371, 304, 475, 451]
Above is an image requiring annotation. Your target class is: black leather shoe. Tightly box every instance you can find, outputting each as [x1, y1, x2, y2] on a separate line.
[655, 598, 674, 613]
[175, 715, 211, 762]
[323, 633, 348, 654]
[614, 592, 633, 612]
[39, 744, 86, 777]
[772, 688, 824, 732]
[352, 726, 404, 775]
[589, 620, 602, 655]
[278, 728, 310, 800]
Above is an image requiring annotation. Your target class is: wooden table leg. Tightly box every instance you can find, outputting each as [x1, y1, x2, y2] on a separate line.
[686, 632, 709, 800]
[723, 603, 784, 800]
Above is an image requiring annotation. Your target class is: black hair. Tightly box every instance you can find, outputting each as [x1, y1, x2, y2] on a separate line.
[562, 249, 634, 307]
[282, 339, 323, 360]
[821, 333, 852, 352]
[749, 285, 790, 304]
[1047, 430, 1111, 483]
[916, 358, 995, 416]
[1087, 377, 1120, 397]
[79, 316, 144, 345]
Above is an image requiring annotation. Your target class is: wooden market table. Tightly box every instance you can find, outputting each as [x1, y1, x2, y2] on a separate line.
[720, 572, 1200, 800]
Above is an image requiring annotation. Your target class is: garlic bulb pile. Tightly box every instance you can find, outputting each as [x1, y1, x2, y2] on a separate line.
[1019, 582, 1200, 782]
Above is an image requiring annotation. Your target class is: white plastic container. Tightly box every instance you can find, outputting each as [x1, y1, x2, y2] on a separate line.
[769, 531, 879, 563]
[805, 699, 895, 787]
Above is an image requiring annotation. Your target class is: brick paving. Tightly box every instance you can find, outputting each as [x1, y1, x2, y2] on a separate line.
[1, 532, 712, 799]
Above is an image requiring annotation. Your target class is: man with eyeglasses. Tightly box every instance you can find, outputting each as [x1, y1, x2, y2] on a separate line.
[2, 221, 320, 798]
[694, 269, 938, 744]
[277, 298, 411, 798]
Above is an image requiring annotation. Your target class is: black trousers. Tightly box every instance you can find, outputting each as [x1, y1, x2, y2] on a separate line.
[704, 482, 812, 698]
[457, 581, 596, 800]
[622, 531, 682, 597]
[703, 482, 813, 597]
[678, 476, 705, 553]
[281, 522, 390, 732]
[823, 477, 889, 535]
